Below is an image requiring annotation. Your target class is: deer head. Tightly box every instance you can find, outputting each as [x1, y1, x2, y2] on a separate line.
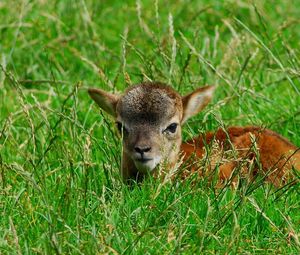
[88, 82, 215, 181]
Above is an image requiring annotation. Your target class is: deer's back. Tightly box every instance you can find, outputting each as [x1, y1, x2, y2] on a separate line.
[181, 126, 300, 185]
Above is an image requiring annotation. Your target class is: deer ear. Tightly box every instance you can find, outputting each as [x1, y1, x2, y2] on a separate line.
[88, 88, 120, 117]
[181, 85, 215, 123]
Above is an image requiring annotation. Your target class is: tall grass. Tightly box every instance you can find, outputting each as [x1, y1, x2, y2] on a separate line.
[0, 0, 299, 254]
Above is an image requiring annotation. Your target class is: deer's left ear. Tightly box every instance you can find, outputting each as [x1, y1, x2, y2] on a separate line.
[88, 88, 121, 117]
[181, 85, 215, 123]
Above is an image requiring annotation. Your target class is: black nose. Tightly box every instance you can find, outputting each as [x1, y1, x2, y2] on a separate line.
[134, 146, 151, 154]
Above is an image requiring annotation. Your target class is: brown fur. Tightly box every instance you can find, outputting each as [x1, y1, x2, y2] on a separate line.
[181, 126, 300, 186]
[88, 82, 300, 186]
[117, 82, 183, 124]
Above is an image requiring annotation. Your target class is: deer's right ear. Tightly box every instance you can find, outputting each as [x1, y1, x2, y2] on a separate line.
[88, 88, 120, 117]
[181, 85, 215, 123]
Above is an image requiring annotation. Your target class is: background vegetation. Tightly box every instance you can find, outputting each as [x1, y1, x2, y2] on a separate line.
[0, 0, 299, 254]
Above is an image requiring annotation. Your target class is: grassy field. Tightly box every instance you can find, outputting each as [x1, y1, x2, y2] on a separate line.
[1, 0, 300, 254]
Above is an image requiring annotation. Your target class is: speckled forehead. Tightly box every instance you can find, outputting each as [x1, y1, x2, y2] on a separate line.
[117, 86, 182, 123]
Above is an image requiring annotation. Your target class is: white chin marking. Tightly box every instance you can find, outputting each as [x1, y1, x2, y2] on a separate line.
[134, 157, 161, 173]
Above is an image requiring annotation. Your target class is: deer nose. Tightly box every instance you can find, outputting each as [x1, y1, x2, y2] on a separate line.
[134, 146, 151, 154]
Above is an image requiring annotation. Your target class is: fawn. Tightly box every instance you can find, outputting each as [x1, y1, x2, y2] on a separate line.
[88, 82, 300, 186]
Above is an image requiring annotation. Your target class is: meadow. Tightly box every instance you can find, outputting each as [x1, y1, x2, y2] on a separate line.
[0, 0, 300, 254]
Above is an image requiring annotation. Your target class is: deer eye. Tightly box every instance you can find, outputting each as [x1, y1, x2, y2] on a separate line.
[164, 123, 178, 133]
[116, 122, 127, 134]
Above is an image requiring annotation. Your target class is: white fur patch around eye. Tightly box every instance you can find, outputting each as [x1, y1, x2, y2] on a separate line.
[162, 116, 181, 132]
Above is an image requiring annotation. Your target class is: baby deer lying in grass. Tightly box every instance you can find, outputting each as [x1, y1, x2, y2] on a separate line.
[88, 82, 300, 186]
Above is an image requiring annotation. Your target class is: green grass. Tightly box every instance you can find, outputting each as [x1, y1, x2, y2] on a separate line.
[1, 0, 300, 254]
